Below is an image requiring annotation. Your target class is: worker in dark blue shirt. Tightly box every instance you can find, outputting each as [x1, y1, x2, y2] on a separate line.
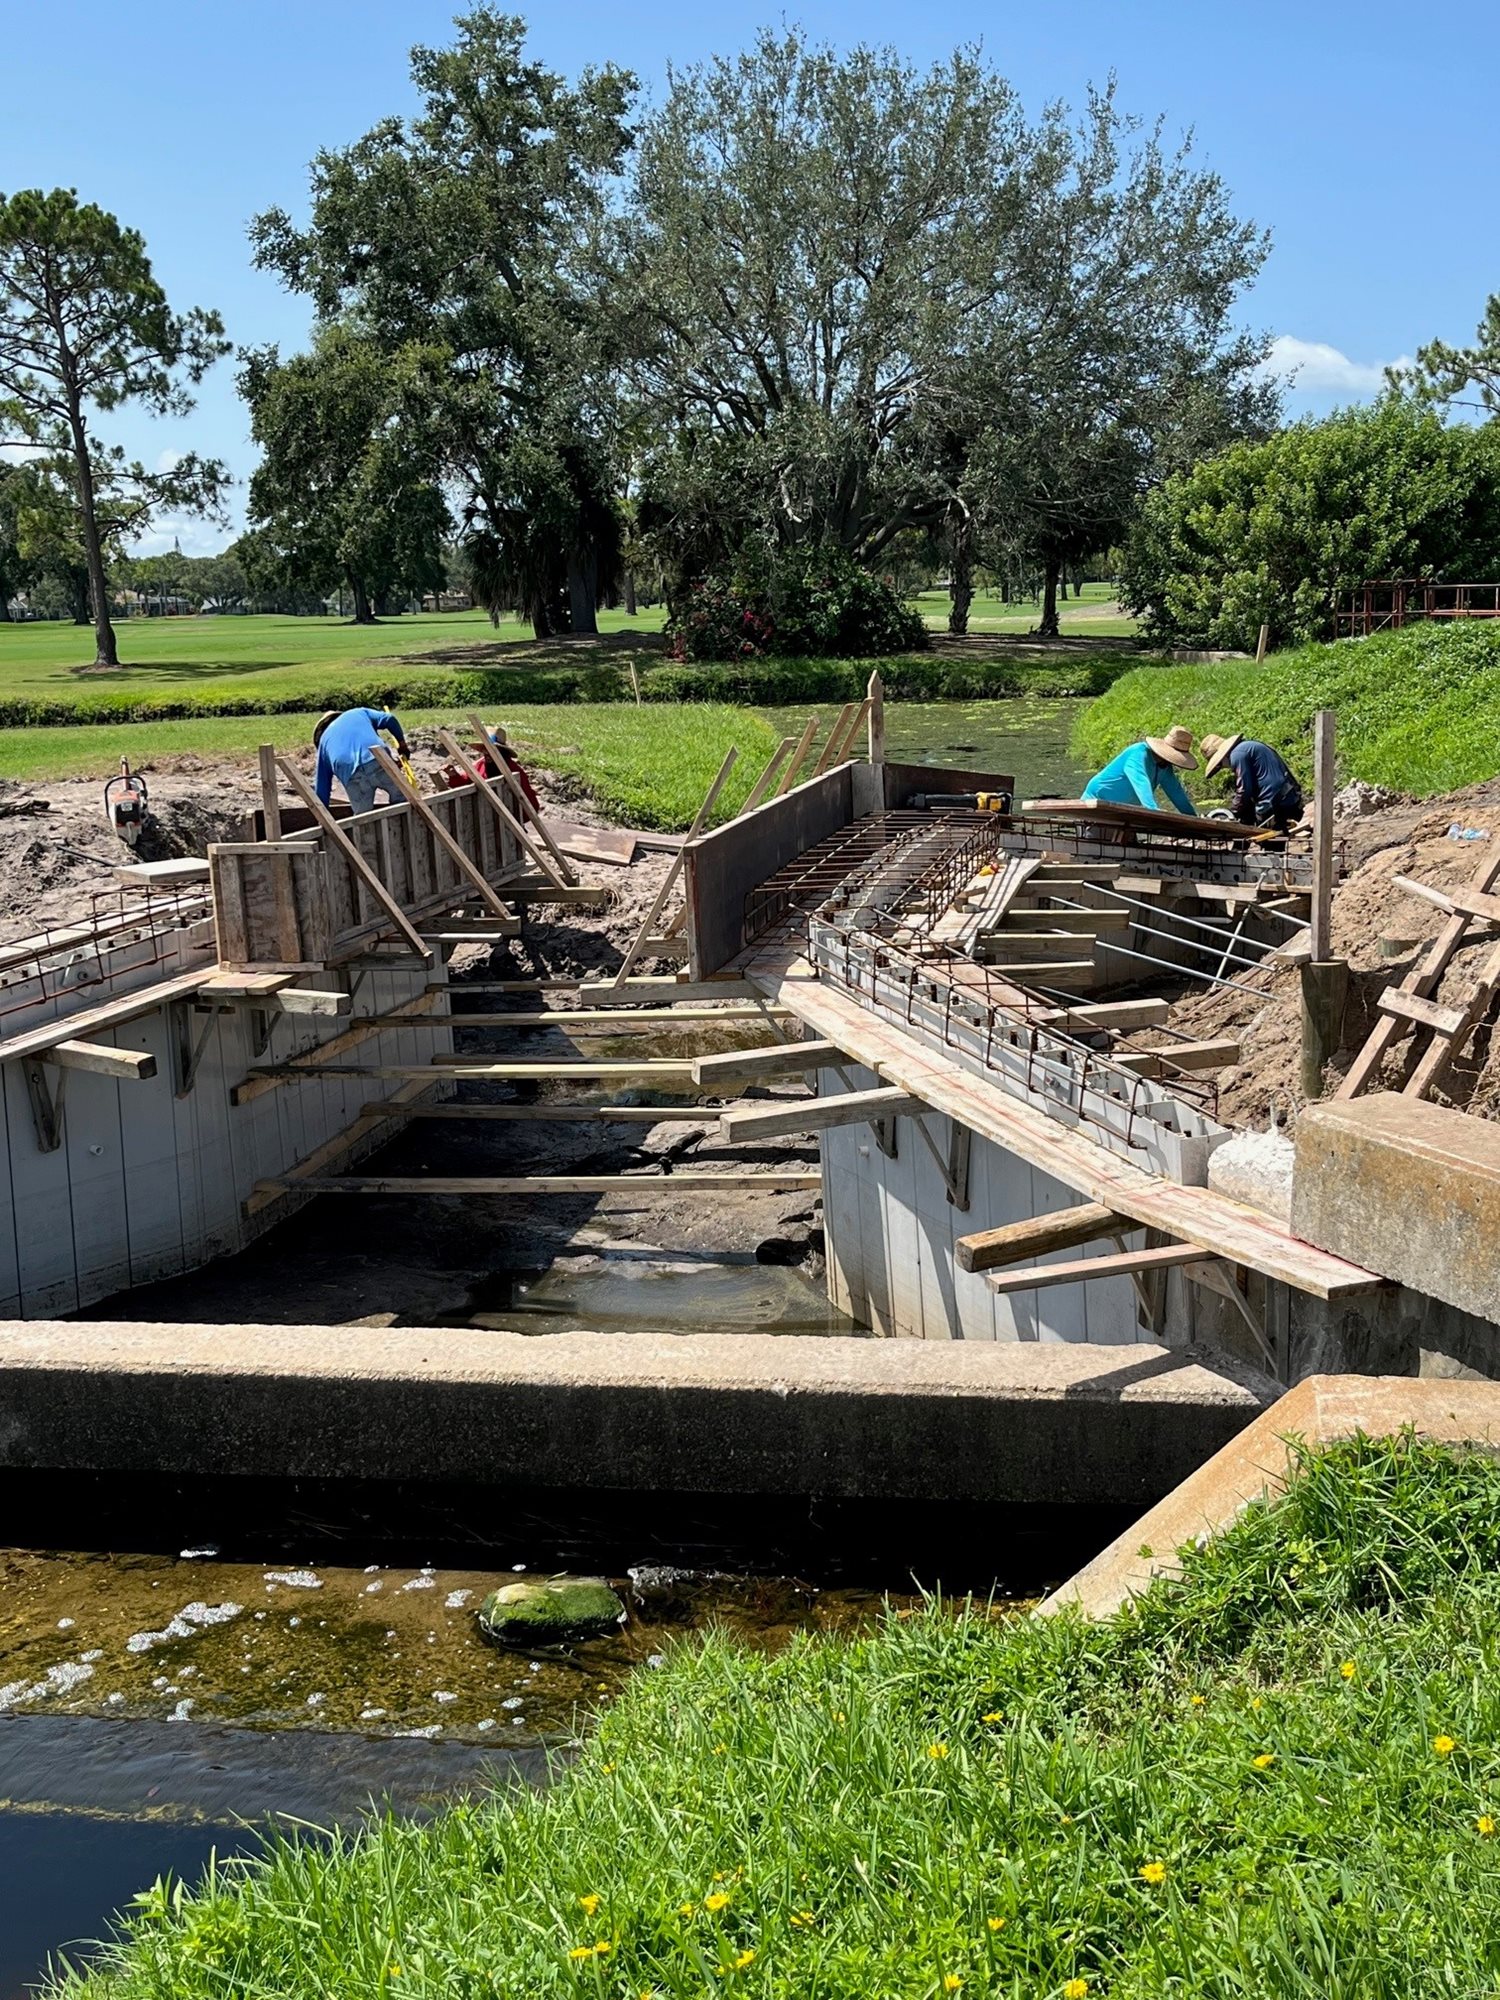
[1200, 733, 1304, 832]
[312, 707, 410, 813]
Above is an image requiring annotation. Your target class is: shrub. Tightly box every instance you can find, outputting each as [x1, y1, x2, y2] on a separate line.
[666, 546, 929, 661]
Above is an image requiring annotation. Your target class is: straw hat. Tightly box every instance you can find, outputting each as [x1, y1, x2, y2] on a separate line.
[313, 709, 340, 747]
[1199, 731, 1242, 779]
[1145, 724, 1198, 771]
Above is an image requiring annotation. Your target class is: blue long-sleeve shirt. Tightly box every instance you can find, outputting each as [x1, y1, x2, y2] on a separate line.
[315, 709, 405, 806]
[1082, 741, 1197, 815]
[1225, 739, 1299, 822]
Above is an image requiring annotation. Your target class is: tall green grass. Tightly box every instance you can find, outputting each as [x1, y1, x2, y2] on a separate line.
[61, 1436, 1500, 1998]
[1076, 621, 1500, 797]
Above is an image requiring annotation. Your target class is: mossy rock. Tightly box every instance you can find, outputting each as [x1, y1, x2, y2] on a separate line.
[478, 1577, 625, 1645]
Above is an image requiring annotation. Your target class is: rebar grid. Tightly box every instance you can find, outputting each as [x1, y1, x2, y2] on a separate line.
[0, 881, 211, 1020]
[741, 810, 983, 944]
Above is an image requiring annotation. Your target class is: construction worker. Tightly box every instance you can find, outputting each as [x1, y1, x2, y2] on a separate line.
[313, 707, 411, 813]
[1199, 733, 1304, 833]
[1081, 726, 1198, 814]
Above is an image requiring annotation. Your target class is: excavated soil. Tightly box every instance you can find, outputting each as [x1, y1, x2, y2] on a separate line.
[1171, 779, 1500, 1126]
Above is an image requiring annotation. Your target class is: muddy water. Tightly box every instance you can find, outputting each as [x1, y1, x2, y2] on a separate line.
[762, 695, 1092, 798]
[456, 1257, 859, 1337]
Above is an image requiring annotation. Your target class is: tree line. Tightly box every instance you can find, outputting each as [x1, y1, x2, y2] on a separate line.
[5, 9, 1500, 667]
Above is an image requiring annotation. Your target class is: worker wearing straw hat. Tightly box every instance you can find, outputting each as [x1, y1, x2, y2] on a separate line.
[1199, 732, 1304, 833]
[1081, 726, 1199, 815]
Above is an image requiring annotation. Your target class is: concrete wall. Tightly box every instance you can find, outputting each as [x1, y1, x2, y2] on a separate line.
[0, 934, 446, 1317]
[819, 1064, 1148, 1342]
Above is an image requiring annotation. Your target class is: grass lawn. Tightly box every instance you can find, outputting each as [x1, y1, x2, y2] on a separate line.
[914, 583, 1140, 639]
[0, 703, 778, 832]
[62, 1434, 1500, 1998]
[1075, 621, 1500, 800]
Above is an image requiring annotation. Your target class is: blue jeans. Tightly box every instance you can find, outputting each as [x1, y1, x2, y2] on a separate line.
[344, 761, 397, 815]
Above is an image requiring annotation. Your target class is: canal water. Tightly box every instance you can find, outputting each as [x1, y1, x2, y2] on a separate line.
[762, 694, 1092, 799]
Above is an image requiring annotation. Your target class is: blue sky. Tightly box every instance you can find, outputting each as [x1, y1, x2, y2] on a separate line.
[4, 0, 1496, 552]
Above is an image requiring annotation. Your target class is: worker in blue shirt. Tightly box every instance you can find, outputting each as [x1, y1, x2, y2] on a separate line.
[1199, 733, 1305, 832]
[1081, 726, 1198, 814]
[313, 707, 410, 813]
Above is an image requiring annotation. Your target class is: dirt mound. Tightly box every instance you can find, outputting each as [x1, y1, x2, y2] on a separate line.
[1172, 784, 1500, 1127]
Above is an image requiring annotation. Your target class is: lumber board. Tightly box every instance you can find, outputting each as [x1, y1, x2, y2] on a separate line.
[276, 757, 432, 963]
[691, 1039, 842, 1083]
[0, 967, 217, 1067]
[251, 1058, 699, 1082]
[549, 819, 638, 867]
[266, 989, 353, 1017]
[1022, 798, 1258, 841]
[761, 968, 1385, 1300]
[434, 731, 567, 891]
[1112, 1038, 1241, 1076]
[1378, 987, 1469, 1036]
[1394, 874, 1500, 926]
[351, 1007, 789, 1030]
[44, 1039, 157, 1081]
[956, 1201, 1129, 1274]
[945, 855, 1041, 957]
[199, 972, 295, 999]
[987, 1241, 1206, 1295]
[718, 1086, 918, 1141]
[1403, 937, 1500, 1099]
[230, 989, 445, 1105]
[242, 1076, 440, 1220]
[114, 857, 211, 887]
[360, 1100, 757, 1123]
[615, 747, 738, 986]
[576, 978, 776, 1005]
[254, 1172, 824, 1196]
[466, 715, 579, 888]
[1047, 999, 1172, 1032]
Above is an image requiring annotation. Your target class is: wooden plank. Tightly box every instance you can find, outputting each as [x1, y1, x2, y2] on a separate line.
[242, 1075, 439, 1220]
[1394, 874, 1500, 927]
[765, 969, 1385, 1299]
[211, 849, 250, 967]
[361, 1100, 759, 1123]
[988, 1241, 1205, 1296]
[276, 758, 433, 963]
[114, 857, 211, 887]
[866, 670, 885, 766]
[351, 1007, 789, 1030]
[775, 717, 820, 797]
[945, 856, 1041, 957]
[691, 1039, 841, 1084]
[738, 737, 797, 815]
[719, 1086, 919, 1142]
[268, 989, 352, 1017]
[1378, 987, 1468, 1036]
[1403, 937, 1500, 1099]
[467, 715, 578, 886]
[1309, 709, 1336, 961]
[44, 1040, 157, 1081]
[956, 1201, 1128, 1273]
[259, 742, 283, 842]
[254, 1172, 823, 1196]
[1048, 999, 1172, 1032]
[576, 979, 771, 1005]
[1022, 798, 1257, 842]
[813, 703, 858, 777]
[0, 968, 216, 1068]
[200, 972, 295, 999]
[1112, 1038, 1240, 1076]
[549, 820, 638, 867]
[252, 1058, 700, 1083]
[230, 989, 444, 1106]
[614, 747, 739, 986]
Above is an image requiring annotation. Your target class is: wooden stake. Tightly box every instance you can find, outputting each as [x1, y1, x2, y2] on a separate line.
[739, 737, 797, 815]
[1300, 708, 1345, 1099]
[275, 757, 432, 962]
[258, 743, 283, 841]
[774, 717, 820, 796]
[813, 702, 859, 777]
[369, 746, 516, 923]
[467, 714, 578, 886]
[1254, 622, 1270, 665]
[629, 663, 642, 705]
[866, 669, 885, 767]
[434, 730, 567, 889]
[1309, 709, 1336, 963]
[612, 747, 738, 987]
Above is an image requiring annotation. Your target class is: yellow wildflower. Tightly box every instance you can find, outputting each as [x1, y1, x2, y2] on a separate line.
[568, 1947, 595, 1961]
[1064, 1981, 1090, 1999]
[1250, 1695, 1263, 1711]
[1189, 1694, 1205, 1707]
[735, 1951, 756, 1970]
[790, 1910, 816, 1928]
[1139, 1860, 1167, 1885]
[943, 1978, 963, 1992]
[1339, 1660, 1357, 1680]
[1435, 1734, 1457, 1756]
[679, 1903, 696, 1919]
[928, 1742, 950, 1760]
[601, 1763, 616, 1774]
[1479, 1815, 1497, 1836]
[982, 1711, 1003, 1724]
[987, 1916, 1006, 1932]
[705, 1892, 732, 1913]
[713, 1743, 728, 1756]
[834, 1710, 847, 1723]
[593, 1943, 612, 1957]
[579, 1894, 601, 1917]
[1252, 1753, 1276, 1770]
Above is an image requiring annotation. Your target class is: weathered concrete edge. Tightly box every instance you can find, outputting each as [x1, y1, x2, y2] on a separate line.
[0, 1324, 1276, 1510]
[1040, 1374, 1500, 1618]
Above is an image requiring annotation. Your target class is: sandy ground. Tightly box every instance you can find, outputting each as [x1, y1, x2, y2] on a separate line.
[1173, 779, 1500, 1126]
[12, 736, 823, 1329]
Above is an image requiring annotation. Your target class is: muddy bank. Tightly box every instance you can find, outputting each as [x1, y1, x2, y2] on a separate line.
[1172, 779, 1500, 1126]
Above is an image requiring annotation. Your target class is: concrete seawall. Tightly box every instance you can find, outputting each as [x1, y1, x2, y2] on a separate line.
[0, 1324, 1274, 1509]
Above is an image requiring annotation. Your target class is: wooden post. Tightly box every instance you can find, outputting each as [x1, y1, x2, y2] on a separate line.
[866, 670, 885, 766]
[258, 743, 283, 842]
[1300, 708, 1345, 1097]
[629, 663, 642, 705]
[1254, 622, 1270, 666]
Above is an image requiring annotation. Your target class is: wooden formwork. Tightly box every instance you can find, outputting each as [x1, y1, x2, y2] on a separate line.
[209, 782, 527, 972]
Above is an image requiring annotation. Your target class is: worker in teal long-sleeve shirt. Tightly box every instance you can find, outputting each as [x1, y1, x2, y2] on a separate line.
[1081, 725, 1198, 815]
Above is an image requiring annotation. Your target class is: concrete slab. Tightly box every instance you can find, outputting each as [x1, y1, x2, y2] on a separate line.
[0, 1322, 1275, 1510]
[1042, 1372, 1500, 1618]
[1293, 1094, 1500, 1323]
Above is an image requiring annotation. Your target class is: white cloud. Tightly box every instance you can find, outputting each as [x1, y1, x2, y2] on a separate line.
[1260, 334, 1411, 397]
[130, 513, 225, 558]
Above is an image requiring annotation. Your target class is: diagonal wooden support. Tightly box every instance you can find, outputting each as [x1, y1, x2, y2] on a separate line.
[369, 746, 515, 922]
[813, 702, 859, 777]
[276, 757, 432, 963]
[436, 730, 568, 890]
[738, 737, 797, 814]
[612, 747, 738, 988]
[22, 1058, 65, 1152]
[467, 715, 578, 886]
[173, 1002, 221, 1097]
[987, 1241, 1203, 1297]
[774, 717, 820, 796]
